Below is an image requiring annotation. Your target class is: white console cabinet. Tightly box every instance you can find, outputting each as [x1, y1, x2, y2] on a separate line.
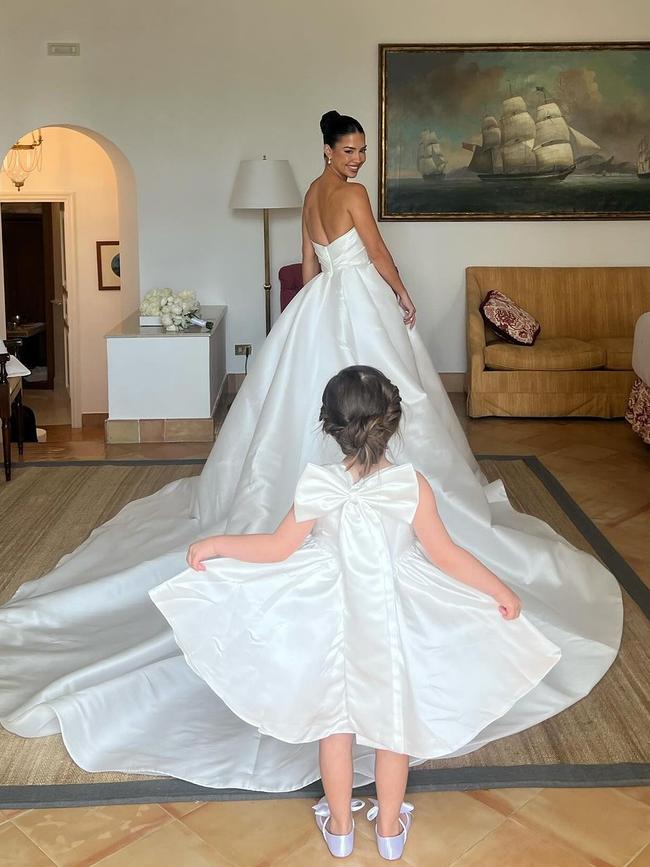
[105, 305, 227, 442]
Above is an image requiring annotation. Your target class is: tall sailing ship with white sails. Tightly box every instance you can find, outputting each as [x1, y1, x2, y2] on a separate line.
[417, 129, 446, 181]
[463, 93, 600, 181]
[638, 137, 650, 179]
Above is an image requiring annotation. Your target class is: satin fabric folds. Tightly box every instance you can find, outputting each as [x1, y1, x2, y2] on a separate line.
[0, 226, 623, 792]
[150, 462, 562, 759]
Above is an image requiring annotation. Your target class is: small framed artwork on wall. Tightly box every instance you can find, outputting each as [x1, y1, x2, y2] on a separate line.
[96, 241, 121, 290]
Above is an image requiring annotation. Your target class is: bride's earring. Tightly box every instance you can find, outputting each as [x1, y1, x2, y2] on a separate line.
[328, 157, 332, 165]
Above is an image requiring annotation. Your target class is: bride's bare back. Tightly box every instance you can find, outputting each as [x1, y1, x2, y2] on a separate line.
[302, 130, 366, 245]
[301, 129, 416, 328]
[303, 178, 355, 247]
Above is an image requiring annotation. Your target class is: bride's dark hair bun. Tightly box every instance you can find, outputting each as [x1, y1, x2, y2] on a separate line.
[320, 365, 401, 475]
[320, 110, 364, 148]
[320, 110, 340, 135]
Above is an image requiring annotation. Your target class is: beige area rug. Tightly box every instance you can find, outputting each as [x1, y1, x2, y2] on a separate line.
[0, 458, 648, 807]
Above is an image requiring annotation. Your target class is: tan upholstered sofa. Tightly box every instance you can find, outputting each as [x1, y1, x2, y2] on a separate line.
[466, 266, 650, 418]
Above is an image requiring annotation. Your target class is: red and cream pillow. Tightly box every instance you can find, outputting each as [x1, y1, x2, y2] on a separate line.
[479, 290, 541, 346]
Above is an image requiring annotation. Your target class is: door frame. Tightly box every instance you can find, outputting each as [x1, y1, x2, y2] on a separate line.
[0, 192, 80, 426]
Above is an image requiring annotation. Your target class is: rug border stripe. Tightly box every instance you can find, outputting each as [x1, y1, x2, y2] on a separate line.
[1, 763, 649, 808]
[12, 459, 207, 467]
[477, 453, 650, 618]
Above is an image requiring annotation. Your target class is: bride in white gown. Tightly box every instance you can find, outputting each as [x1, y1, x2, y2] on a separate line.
[0, 111, 623, 793]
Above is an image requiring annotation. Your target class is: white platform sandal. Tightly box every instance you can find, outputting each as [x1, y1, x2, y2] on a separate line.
[312, 796, 365, 858]
[367, 797, 415, 861]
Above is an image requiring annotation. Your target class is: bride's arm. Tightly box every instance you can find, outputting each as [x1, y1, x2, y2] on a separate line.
[187, 509, 316, 569]
[301, 208, 321, 284]
[346, 185, 416, 327]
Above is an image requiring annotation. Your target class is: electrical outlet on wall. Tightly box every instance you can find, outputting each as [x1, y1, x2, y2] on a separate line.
[47, 42, 81, 56]
[235, 344, 252, 356]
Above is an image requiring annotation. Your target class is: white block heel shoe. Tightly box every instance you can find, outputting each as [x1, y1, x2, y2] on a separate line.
[367, 798, 415, 861]
[312, 796, 365, 858]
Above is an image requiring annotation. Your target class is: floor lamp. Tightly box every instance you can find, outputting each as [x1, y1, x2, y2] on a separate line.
[230, 156, 302, 335]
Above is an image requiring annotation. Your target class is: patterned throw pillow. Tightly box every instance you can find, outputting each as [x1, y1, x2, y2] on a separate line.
[479, 290, 541, 346]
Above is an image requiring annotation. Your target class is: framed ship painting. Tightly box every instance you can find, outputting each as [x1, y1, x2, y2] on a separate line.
[379, 43, 650, 220]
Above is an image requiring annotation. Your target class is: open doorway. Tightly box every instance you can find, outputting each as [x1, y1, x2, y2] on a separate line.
[1, 125, 139, 431]
[2, 200, 70, 425]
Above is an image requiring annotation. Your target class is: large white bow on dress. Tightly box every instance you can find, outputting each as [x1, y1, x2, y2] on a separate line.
[293, 461, 419, 525]
[293, 462, 420, 752]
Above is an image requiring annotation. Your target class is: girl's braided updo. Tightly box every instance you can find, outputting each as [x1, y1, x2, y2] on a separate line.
[319, 366, 402, 476]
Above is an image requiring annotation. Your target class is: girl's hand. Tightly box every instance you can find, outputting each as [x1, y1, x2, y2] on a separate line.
[186, 538, 220, 571]
[397, 291, 416, 329]
[494, 587, 522, 620]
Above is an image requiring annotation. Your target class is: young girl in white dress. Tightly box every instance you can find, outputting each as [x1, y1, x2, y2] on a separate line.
[149, 365, 562, 861]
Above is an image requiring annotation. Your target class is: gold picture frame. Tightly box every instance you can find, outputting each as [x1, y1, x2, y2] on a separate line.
[379, 42, 650, 220]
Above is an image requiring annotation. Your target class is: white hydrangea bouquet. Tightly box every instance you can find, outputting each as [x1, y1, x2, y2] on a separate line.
[139, 288, 200, 331]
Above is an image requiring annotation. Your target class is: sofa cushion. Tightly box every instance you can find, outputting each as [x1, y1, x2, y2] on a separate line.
[479, 290, 541, 345]
[484, 337, 606, 371]
[587, 337, 633, 371]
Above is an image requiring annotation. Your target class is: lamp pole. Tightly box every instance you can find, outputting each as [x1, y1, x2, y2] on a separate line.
[229, 156, 301, 338]
[263, 207, 271, 336]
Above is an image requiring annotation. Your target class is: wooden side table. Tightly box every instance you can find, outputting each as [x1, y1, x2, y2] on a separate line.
[0, 354, 24, 481]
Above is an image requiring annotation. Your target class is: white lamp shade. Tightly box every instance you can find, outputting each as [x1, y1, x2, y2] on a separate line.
[230, 158, 302, 209]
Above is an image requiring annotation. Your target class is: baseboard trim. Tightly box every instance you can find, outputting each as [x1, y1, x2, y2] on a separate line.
[225, 372, 466, 395]
[81, 413, 108, 428]
[439, 373, 465, 393]
[227, 373, 246, 394]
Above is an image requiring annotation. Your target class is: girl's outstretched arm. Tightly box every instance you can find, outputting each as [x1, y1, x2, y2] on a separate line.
[412, 473, 521, 620]
[187, 508, 315, 570]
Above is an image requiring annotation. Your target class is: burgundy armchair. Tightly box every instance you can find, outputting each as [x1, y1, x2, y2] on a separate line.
[279, 264, 304, 312]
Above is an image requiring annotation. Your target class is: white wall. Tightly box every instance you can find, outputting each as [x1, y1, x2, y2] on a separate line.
[0, 127, 120, 414]
[1, 0, 649, 375]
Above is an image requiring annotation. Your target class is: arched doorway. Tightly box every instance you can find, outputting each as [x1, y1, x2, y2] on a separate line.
[0, 125, 139, 428]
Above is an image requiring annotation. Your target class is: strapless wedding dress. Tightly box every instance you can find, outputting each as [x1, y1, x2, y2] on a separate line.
[0, 227, 623, 792]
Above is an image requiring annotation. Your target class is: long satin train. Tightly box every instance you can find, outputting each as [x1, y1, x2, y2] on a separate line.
[0, 227, 623, 791]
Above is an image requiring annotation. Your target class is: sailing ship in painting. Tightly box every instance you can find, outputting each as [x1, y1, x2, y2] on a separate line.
[463, 89, 600, 182]
[417, 129, 447, 180]
[638, 137, 650, 179]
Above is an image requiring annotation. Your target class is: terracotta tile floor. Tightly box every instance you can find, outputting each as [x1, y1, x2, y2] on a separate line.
[2, 395, 649, 866]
